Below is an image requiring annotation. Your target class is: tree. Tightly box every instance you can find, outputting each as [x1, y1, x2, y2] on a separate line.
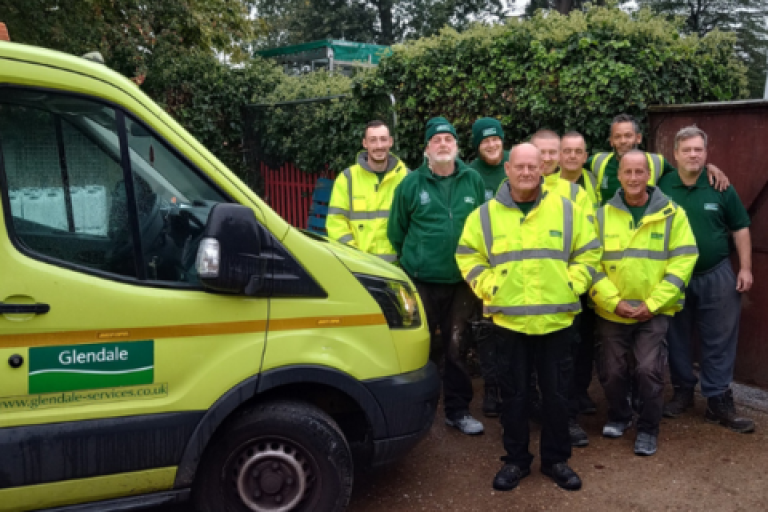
[0, 0, 258, 78]
[524, 0, 606, 16]
[252, 0, 506, 48]
[634, 0, 768, 97]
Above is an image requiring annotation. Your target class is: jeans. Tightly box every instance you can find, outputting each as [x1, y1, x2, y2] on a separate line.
[596, 315, 669, 435]
[412, 278, 476, 415]
[494, 324, 573, 469]
[667, 258, 742, 398]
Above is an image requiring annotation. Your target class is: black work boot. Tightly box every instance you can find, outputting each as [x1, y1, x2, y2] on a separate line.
[569, 418, 589, 447]
[705, 389, 755, 433]
[663, 386, 694, 418]
[482, 385, 502, 418]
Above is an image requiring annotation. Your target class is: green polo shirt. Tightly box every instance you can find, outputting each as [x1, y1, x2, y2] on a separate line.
[658, 167, 751, 273]
[587, 152, 677, 205]
[470, 150, 509, 202]
[621, 195, 649, 228]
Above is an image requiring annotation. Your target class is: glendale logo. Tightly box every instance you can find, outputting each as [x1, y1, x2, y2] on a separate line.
[29, 341, 154, 394]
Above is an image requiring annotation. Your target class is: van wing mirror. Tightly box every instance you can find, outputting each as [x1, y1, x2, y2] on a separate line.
[195, 203, 264, 295]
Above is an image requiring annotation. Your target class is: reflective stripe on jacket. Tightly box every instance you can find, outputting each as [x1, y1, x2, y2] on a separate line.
[579, 168, 599, 209]
[327, 152, 408, 262]
[544, 172, 597, 226]
[592, 152, 665, 204]
[590, 186, 698, 324]
[456, 182, 602, 335]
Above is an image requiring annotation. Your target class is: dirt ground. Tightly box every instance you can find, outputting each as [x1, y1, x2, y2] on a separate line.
[154, 378, 768, 512]
[347, 378, 768, 512]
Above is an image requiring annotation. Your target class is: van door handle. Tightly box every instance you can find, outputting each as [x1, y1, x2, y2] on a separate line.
[0, 302, 50, 314]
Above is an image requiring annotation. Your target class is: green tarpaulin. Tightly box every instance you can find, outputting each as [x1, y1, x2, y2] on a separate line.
[256, 39, 391, 65]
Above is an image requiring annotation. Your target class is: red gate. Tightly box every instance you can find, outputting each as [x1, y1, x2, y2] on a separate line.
[259, 162, 336, 229]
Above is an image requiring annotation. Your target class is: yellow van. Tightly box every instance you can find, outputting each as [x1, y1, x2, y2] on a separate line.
[0, 37, 438, 512]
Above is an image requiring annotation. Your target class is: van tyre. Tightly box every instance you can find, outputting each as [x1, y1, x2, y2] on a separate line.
[194, 400, 353, 512]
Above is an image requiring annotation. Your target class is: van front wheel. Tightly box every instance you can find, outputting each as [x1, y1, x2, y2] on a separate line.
[194, 400, 353, 512]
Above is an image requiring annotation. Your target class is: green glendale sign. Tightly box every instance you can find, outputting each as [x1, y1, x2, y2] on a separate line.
[29, 341, 154, 394]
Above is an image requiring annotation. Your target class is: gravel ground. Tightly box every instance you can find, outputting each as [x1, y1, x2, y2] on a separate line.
[348, 379, 768, 512]
[153, 378, 768, 512]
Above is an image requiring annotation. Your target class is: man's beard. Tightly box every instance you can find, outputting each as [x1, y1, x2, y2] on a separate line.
[431, 148, 458, 164]
[481, 150, 503, 165]
[370, 153, 388, 165]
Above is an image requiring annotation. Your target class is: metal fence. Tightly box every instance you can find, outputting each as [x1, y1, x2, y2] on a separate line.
[241, 96, 345, 227]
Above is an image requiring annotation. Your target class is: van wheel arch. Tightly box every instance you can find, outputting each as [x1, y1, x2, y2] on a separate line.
[193, 400, 353, 512]
[174, 366, 385, 490]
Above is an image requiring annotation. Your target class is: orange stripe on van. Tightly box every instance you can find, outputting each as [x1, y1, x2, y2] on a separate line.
[0, 313, 386, 349]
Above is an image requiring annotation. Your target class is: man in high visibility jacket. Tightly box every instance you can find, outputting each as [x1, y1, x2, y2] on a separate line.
[558, 131, 600, 420]
[530, 129, 595, 448]
[591, 150, 698, 457]
[389, 116, 486, 436]
[560, 131, 598, 209]
[327, 120, 408, 263]
[457, 143, 601, 492]
[587, 113, 728, 205]
[531, 130, 594, 219]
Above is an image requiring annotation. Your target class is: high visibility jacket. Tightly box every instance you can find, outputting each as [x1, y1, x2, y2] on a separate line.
[327, 152, 408, 263]
[591, 152, 667, 204]
[456, 183, 602, 335]
[543, 172, 596, 226]
[577, 168, 599, 209]
[590, 186, 698, 324]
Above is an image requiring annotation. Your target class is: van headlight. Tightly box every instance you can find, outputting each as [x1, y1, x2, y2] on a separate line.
[355, 274, 421, 329]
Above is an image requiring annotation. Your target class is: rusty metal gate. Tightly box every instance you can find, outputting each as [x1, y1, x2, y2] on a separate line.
[648, 100, 768, 388]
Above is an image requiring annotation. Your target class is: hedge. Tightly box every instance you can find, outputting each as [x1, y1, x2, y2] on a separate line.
[142, 5, 748, 179]
[358, 5, 748, 167]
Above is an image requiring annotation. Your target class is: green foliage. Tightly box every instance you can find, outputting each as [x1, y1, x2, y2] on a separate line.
[359, 5, 749, 166]
[0, 0, 258, 79]
[251, 0, 505, 47]
[141, 52, 285, 189]
[633, 0, 768, 98]
[255, 70, 394, 173]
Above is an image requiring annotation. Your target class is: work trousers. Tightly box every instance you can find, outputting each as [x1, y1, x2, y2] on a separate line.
[412, 278, 475, 415]
[494, 324, 573, 469]
[471, 311, 499, 389]
[597, 315, 669, 435]
[573, 298, 597, 397]
[667, 258, 742, 398]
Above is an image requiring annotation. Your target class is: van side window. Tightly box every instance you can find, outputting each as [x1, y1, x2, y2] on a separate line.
[0, 89, 229, 285]
[0, 95, 138, 278]
[123, 116, 229, 283]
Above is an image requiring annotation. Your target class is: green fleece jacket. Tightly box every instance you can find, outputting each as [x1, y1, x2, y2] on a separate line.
[388, 158, 486, 283]
[469, 150, 510, 201]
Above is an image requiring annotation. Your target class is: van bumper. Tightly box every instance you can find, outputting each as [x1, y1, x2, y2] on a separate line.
[363, 361, 440, 467]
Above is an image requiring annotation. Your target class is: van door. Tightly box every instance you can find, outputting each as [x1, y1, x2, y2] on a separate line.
[0, 88, 268, 511]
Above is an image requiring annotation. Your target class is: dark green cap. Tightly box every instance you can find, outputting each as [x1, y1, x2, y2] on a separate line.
[425, 117, 457, 145]
[472, 118, 504, 150]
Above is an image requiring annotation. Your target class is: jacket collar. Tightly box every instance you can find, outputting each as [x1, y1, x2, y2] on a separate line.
[357, 151, 402, 174]
[495, 178, 548, 211]
[416, 157, 471, 181]
[607, 186, 673, 218]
